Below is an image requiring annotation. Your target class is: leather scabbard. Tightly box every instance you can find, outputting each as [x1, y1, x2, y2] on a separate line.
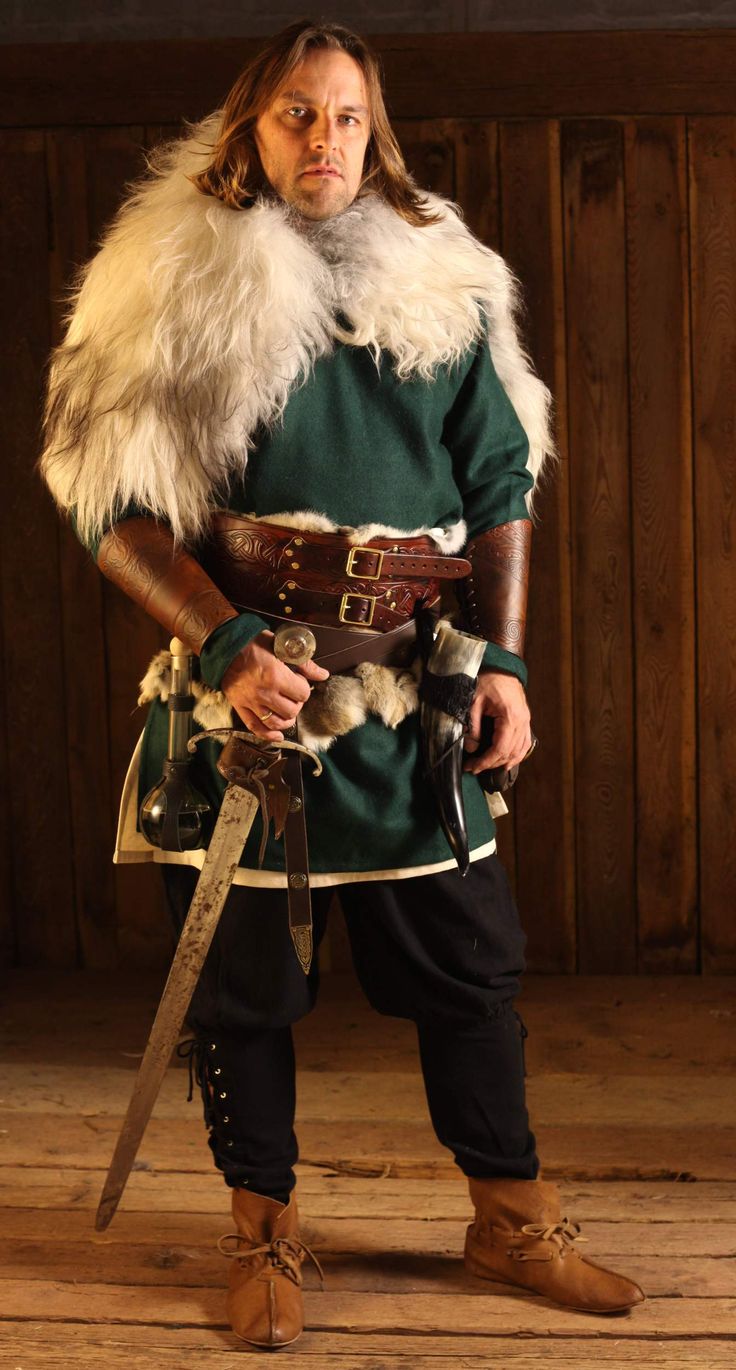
[458, 519, 532, 658]
[97, 516, 238, 654]
[281, 748, 313, 974]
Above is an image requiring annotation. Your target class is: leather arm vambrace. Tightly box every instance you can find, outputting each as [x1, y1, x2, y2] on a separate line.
[457, 519, 532, 659]
[97, 516, 239, 654]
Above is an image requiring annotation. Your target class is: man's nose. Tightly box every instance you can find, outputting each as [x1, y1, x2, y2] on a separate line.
[308, 114, 339, 150]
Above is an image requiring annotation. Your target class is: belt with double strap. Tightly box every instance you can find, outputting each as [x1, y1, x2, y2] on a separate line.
[200, 511, 470, 641]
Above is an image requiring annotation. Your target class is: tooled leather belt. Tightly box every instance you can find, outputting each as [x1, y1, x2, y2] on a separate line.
[200, 510, 471, 635]
[200, 512, 472, 971]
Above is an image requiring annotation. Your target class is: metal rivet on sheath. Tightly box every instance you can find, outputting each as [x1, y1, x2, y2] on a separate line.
[291, 561, 300, 569]
[294, 537, 304, 546]
[222, 1115, 230, 1123]
[209, 1043, 216, 1051]
[287, 581, 296, 589]
[278, 592, 286, 600]
[218, 1091, 227, 1100]
[226, 1140, 234, 1147]
[289, 796, 303, 813]
[284, 606, 293, 614]
[289, 872, 308, 890]
[213, 1066, 222, 1075]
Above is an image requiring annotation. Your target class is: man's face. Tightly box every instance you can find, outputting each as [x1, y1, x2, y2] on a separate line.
[254, 49, 371, 220]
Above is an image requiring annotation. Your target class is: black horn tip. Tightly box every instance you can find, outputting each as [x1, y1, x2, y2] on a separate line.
[428, 742, 471, 875]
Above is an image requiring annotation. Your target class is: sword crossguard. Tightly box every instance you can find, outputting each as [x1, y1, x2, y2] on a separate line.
[187, 727, 322, 776]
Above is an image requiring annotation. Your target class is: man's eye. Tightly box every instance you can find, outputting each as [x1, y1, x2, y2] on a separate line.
[286, 107, 307, 118]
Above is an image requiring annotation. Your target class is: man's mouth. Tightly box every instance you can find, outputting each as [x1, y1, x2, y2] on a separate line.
[301, 166, 342, 178]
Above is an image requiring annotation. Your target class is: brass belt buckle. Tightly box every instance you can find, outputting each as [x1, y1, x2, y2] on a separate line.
[345, 545, 385, 580]
[339, 591, 376, 626]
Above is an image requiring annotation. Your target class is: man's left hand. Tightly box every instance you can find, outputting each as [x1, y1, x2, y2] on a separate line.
[463, 669, 532, 775]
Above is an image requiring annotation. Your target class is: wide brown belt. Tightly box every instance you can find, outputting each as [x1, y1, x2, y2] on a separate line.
[251, 610, 422, 672]
[200, 511, 471, 635]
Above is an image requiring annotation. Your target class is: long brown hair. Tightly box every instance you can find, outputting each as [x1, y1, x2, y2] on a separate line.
[188, 18, 441, 226]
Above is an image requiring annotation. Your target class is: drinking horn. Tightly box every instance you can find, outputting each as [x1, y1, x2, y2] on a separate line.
[419, 619, 487, 876]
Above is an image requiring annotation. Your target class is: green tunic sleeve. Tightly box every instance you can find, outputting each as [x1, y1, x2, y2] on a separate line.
[443, 336, 534, 687]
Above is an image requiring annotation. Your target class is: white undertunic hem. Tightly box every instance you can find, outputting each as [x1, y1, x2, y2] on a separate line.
[114, 730, 499, 888]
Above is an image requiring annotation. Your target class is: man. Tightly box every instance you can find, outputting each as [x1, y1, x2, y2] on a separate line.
[40, 19, 645, 1349]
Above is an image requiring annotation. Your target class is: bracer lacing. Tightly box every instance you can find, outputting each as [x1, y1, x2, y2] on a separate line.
[504, 1217, 589, 1262]
[218, 1231, 326, 1288]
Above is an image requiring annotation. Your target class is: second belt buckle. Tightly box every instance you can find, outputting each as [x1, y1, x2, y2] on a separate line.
[339, 591, 377, 626]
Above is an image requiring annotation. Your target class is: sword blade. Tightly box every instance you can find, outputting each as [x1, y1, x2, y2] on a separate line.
[95, 783, 260, 1231]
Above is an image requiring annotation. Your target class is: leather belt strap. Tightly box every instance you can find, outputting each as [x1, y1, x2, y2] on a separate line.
[239, 605, 423, 672]
[267, 539, 470, 581]
[231, 583, 424, 633]
[210, 511, 470, 581]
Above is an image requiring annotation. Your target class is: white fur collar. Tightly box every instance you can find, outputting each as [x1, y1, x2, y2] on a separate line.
[41, 109, 556, 545]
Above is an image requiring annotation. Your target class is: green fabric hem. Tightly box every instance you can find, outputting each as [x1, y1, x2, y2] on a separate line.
[480, 640, 528, 688]
[199, 612, 272, 691]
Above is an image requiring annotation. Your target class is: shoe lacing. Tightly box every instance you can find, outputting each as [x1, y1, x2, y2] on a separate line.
[507, 1216, 589, 1262]
[218, 1231, 326, 1288]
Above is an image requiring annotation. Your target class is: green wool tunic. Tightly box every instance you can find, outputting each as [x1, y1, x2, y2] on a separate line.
[98, 328, 534, 883]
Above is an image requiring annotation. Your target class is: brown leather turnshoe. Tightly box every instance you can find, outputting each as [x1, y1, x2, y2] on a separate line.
[218, 1187, 324, 1347]
[465, 1178, 646, 1313]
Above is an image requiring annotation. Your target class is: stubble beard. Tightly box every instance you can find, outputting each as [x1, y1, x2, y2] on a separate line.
[285, 176, 355, 222]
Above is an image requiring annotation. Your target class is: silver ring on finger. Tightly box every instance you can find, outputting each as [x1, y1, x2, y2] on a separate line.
[258, 708, 274, 724]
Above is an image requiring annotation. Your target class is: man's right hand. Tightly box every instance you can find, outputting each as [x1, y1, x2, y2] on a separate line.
[221, 629, 330, 740]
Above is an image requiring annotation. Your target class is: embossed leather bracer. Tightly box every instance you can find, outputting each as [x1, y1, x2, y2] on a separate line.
[97, 516, 239, 654]
[457, 519, 532, 658]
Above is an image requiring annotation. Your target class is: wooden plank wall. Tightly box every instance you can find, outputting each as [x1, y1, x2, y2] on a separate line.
[0, 34, 733, 975]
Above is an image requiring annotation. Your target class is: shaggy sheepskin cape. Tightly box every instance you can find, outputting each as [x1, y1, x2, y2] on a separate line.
[39, 107, 556, 546]
[39, 109, 556, 753]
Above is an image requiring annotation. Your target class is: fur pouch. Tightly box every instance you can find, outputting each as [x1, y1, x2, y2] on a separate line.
[138, 650, 423, 753]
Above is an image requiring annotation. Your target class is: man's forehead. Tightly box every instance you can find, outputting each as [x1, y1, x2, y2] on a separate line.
[276, 85, 369, 114]
[271, 57, 369, 111]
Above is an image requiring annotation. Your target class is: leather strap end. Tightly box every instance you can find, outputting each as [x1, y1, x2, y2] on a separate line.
[290, 924, 313, 975]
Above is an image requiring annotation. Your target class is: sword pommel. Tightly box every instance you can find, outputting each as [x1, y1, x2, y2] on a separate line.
[272, 623, 317, 667]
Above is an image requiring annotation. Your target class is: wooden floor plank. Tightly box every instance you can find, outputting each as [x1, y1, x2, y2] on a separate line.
[0, 1211, 733, 1260]
[1, 1326, 734, 1369]
[3, 1065, 734, 1128]
[1, 1240, 732, 1297]
[2, 1114, 732, 1180]
[2, 1175, 733, 1222]
[0, 1279, 734, 1334]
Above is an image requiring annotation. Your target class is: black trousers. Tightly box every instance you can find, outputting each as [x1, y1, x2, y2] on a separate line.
[163, 854, 540, 1202]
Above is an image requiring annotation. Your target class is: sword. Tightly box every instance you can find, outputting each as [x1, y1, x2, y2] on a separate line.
[95, 625, 321, 1231]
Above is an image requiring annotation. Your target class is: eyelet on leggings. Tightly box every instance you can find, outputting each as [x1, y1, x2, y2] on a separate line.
[176, 1035, 234, 1141]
